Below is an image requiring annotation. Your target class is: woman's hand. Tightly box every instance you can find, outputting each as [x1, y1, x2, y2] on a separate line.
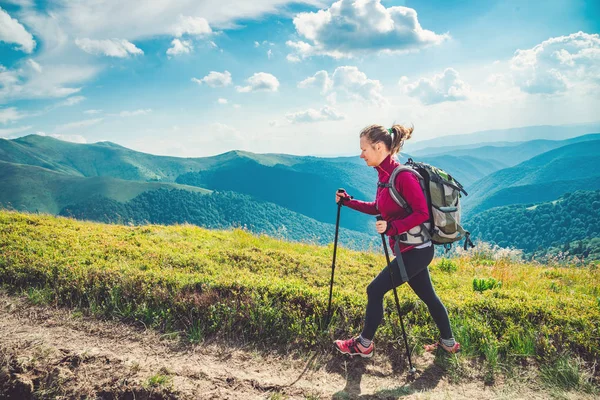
[336, 190, 350, 204]
[375, 220, 388, 234]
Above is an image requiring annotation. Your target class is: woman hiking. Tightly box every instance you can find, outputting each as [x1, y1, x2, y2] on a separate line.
[334, 123, 460, 358]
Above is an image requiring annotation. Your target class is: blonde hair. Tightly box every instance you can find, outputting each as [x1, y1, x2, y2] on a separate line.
[359, 123, 414, 155]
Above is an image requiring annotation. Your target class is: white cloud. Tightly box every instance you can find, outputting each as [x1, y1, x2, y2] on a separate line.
[286, 105, 345, 123]
[286, 54, 301, 63]
[0, 61, 98, 103]
[117, 109, 152, 117]
[84, 109, 102, 114]
[0, 7, 36, 53]
[170, 15, 212, 37]
[400, 68, 471, 105]
[299, 66, 386, 105]
[57, 96, 86, 107]
[267, 49, 273, 59]
[192, 70, 232, 87]
[217, 98, 228, 104]
[509, 31, 600, 95]
[1, 0, 35, 7]
[0, 107, 24, 124]
[287, 0, 448, 60]
[27, 59, 42, 73]
[167, 38, 193, 56]
[75, 38, 143, 57]
[298, 70, 332, 94]
[55, 118, 103, 132]
[255, 40, 275, 47]
[236, 72, 279, 93]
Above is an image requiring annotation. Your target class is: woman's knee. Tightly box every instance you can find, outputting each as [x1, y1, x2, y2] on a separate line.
[366, 281, 383, 300]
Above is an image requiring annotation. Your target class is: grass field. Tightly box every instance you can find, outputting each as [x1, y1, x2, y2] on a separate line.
[0, 210, 598, 392]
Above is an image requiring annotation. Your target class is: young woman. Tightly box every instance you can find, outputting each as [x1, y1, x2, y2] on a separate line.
[334, 124, 460, 358]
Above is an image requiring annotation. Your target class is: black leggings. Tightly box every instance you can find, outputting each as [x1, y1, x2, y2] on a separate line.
[361, 245, 453, 340]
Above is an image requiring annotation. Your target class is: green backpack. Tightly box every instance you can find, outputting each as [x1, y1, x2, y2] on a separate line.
[382, 158, 474, 252]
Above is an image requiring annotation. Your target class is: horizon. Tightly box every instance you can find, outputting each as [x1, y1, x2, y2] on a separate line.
[1, 0, 599, 157]
[6, 120, 600, 159]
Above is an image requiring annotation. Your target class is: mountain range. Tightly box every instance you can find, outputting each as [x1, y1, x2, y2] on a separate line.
[1, 123, 599, 256]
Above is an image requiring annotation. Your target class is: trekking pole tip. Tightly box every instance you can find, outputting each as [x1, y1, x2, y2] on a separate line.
[408, 367, 417, 375]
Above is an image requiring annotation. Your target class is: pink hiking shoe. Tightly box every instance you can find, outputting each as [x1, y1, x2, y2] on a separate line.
[334, 337, 374, 358]
[424, 340, 461, 354]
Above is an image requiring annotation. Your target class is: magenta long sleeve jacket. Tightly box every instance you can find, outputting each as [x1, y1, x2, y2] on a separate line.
[344, 154, 430, 255]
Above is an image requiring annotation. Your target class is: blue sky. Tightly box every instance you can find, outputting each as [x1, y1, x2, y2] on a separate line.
[0, 0, 599, 157]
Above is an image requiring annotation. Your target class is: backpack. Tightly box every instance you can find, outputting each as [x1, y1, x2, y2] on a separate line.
[381, 158, 474, 252]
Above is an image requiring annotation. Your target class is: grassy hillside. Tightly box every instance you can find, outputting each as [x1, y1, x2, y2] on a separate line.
[463, 140, 600, 215]
[0, 160, 210, 214]
[413, 133, 600, 168]
[0, 210, 598, 387]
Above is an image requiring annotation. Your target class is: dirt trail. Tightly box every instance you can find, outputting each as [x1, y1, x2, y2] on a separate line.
[0, 292, 588, 399]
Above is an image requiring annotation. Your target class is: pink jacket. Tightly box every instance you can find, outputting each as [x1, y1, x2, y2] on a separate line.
[344, 155, 429, 254]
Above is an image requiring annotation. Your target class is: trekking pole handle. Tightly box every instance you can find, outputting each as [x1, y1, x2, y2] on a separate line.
[337, 188, 352, 204]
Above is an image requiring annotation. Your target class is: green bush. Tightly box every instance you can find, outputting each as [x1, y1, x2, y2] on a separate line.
[436, 258, 458, 273]
[472, 277, 502, 292]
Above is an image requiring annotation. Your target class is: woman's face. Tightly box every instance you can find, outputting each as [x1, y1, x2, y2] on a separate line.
[360, 136, 387, 167]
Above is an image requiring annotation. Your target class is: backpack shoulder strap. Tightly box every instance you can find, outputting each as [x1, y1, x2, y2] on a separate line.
[382, 165, 423, 212]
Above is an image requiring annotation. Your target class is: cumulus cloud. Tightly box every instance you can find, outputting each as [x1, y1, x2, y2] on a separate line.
[167, 38, 193, 56]
[84, 109, 102, 114]
[298, 70, 333, 94]
[236, 72, 279, 93]
[287, 0, 448, 60]
[75, 38, 143, 57]
[298, 66, 385, 105]
[286, 105, 345, 123]
[170, 15, 212, 37]
[0, 7, 36, 53]
[217, 98, 228, 104]
[400, 68, 471, 105]
[509, 31, 600, 94]
[192, 70, 232, 87]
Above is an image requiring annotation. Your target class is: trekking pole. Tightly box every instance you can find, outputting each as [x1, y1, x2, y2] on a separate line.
[376, 216, 416, 375]
[326, 189, 349, 328]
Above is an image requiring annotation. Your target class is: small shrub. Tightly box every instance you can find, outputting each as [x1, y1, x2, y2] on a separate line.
[436, 258, 458, 273]
[145, 374, 171, 388]
[472, 278, 502, 293]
